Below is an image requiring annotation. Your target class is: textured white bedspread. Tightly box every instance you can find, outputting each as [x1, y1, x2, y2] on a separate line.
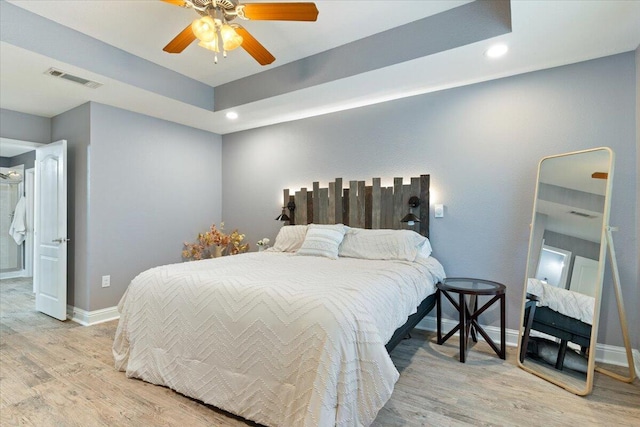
[527, 278, 595, 325]
[113, 252, 445, 427]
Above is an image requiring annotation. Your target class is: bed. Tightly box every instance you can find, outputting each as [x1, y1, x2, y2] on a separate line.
[520, 278, 593, 370]
[113, 175, 446, 427]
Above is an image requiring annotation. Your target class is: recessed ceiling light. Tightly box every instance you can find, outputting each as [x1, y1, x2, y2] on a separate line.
[485, 44, 508, 59]
[226, 111, 238, 120]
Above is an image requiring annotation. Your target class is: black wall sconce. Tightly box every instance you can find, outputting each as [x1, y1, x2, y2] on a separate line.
[400, 196, 421, 226]
[275, 201, 296, 225]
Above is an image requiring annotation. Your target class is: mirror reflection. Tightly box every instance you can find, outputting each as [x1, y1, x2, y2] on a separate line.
[518, 147, 613, 395]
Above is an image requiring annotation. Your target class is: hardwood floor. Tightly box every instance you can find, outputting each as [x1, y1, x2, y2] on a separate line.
[1, 278, 638, 426]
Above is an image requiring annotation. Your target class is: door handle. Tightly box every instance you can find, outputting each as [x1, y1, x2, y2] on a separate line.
[52, 238, 71, 243]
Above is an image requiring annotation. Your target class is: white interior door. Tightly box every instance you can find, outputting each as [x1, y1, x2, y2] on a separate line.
[34, 140, 68, 320]
[569, 255, 599, 297]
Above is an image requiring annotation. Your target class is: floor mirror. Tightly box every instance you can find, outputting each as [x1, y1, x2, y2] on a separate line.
[516, 147, 635, 395]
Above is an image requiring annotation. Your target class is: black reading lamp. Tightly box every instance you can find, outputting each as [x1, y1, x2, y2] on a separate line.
[400, 196, 421, 226]
[275, 201, 296, 225]
[275, 208, 290, 222]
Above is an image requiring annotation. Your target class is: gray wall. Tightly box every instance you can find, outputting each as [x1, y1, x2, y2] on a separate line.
[9, 102, 223, 312]
[635, 45, 639, 347]
[0, 152, 35, 169]
[221, 52, 638, 348]
[7, 151, 36, 169]
[84, 103, 222, 310]
[0, 108, 51, 144]
[52, 103, 91, 309]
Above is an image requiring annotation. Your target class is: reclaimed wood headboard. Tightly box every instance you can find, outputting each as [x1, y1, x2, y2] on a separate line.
[282, 174, 430, 238]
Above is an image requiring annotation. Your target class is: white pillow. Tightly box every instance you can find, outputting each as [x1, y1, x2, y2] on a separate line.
[296, 224, 346, 259]
[271, 225, 308, 252]
[414, 237, 433, 260]
[338, 228, 426, 261]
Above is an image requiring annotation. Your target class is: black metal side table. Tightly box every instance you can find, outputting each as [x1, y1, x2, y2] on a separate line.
[437, 277, 506, 363]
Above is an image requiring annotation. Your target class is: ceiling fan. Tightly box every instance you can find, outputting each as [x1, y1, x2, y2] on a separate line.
[161, 0, 319, 66]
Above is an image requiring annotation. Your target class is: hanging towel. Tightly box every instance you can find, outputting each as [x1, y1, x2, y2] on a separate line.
[9, 196, 27, 245]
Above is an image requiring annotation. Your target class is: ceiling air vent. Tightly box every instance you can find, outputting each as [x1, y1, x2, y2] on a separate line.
[569, 210, 597, 219]
[44, 68, 102, 89]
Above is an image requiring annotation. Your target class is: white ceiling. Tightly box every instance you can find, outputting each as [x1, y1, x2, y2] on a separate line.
[8, 0, 472, 87]
[1, 0, 640, 135]
[536, 149, 611, 243]
[539, 149, 611, 195]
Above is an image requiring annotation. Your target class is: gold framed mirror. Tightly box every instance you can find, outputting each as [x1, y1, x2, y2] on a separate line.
[517, 147, 614, 395]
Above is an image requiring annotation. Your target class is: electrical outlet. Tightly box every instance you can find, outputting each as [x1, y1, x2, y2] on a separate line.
[101, 275, 110, 288]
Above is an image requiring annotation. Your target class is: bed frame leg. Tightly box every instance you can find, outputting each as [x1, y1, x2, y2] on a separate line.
[555, 340, 568, 370]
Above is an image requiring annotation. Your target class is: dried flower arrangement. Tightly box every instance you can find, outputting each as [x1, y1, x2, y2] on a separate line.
[182, 222, 249, 261]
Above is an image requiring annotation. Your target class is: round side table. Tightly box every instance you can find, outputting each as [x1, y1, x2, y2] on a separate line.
[437, 277, 506, 363]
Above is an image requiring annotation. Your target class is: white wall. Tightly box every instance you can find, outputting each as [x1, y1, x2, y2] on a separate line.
[222, 53, 638, 348]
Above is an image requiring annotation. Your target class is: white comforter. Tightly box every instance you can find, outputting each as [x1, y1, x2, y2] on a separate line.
[113, 252, 445, 427]
[527, 278, 595, 325]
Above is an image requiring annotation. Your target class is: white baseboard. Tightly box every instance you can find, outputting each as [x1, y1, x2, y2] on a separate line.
[416, 315, 639, 370]
[0, 270, 28, 279]
[67, 305, 119, 326]
[595, 343, 638, 370]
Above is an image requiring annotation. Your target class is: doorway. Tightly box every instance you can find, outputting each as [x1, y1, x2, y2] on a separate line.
[0, 138, 43, 318]
[535, 244, 572, 289]
[0, 165, 25, 277]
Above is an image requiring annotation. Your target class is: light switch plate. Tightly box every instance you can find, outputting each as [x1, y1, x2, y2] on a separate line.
[101, 275, 110, 288]
[435, 204, 444, 218]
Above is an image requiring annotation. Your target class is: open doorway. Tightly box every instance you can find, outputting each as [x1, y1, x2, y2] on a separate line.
[1, 137, 69, 321]
[0, 138, 43, 314]
[1, 164, 26, 277]
[534, 244, 572, 289]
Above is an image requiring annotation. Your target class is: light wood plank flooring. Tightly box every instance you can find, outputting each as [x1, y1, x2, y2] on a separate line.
[1, 278, 638, 426]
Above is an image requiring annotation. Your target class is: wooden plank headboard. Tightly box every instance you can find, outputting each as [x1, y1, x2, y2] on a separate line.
[282, 174, 430, 238]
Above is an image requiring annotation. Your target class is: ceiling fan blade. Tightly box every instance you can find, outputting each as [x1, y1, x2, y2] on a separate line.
[163, 24, 197, 53]
[241, 3, 319, 21]
[235, 27, 276, 65]
[161, 0, 187, 6]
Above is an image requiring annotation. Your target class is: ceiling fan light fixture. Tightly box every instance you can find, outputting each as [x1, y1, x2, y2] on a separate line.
[221, 24, 243, 51]
[198, 37, 219, 52]
[192, 16, 217, 42]
[162, 0, 319, 65]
